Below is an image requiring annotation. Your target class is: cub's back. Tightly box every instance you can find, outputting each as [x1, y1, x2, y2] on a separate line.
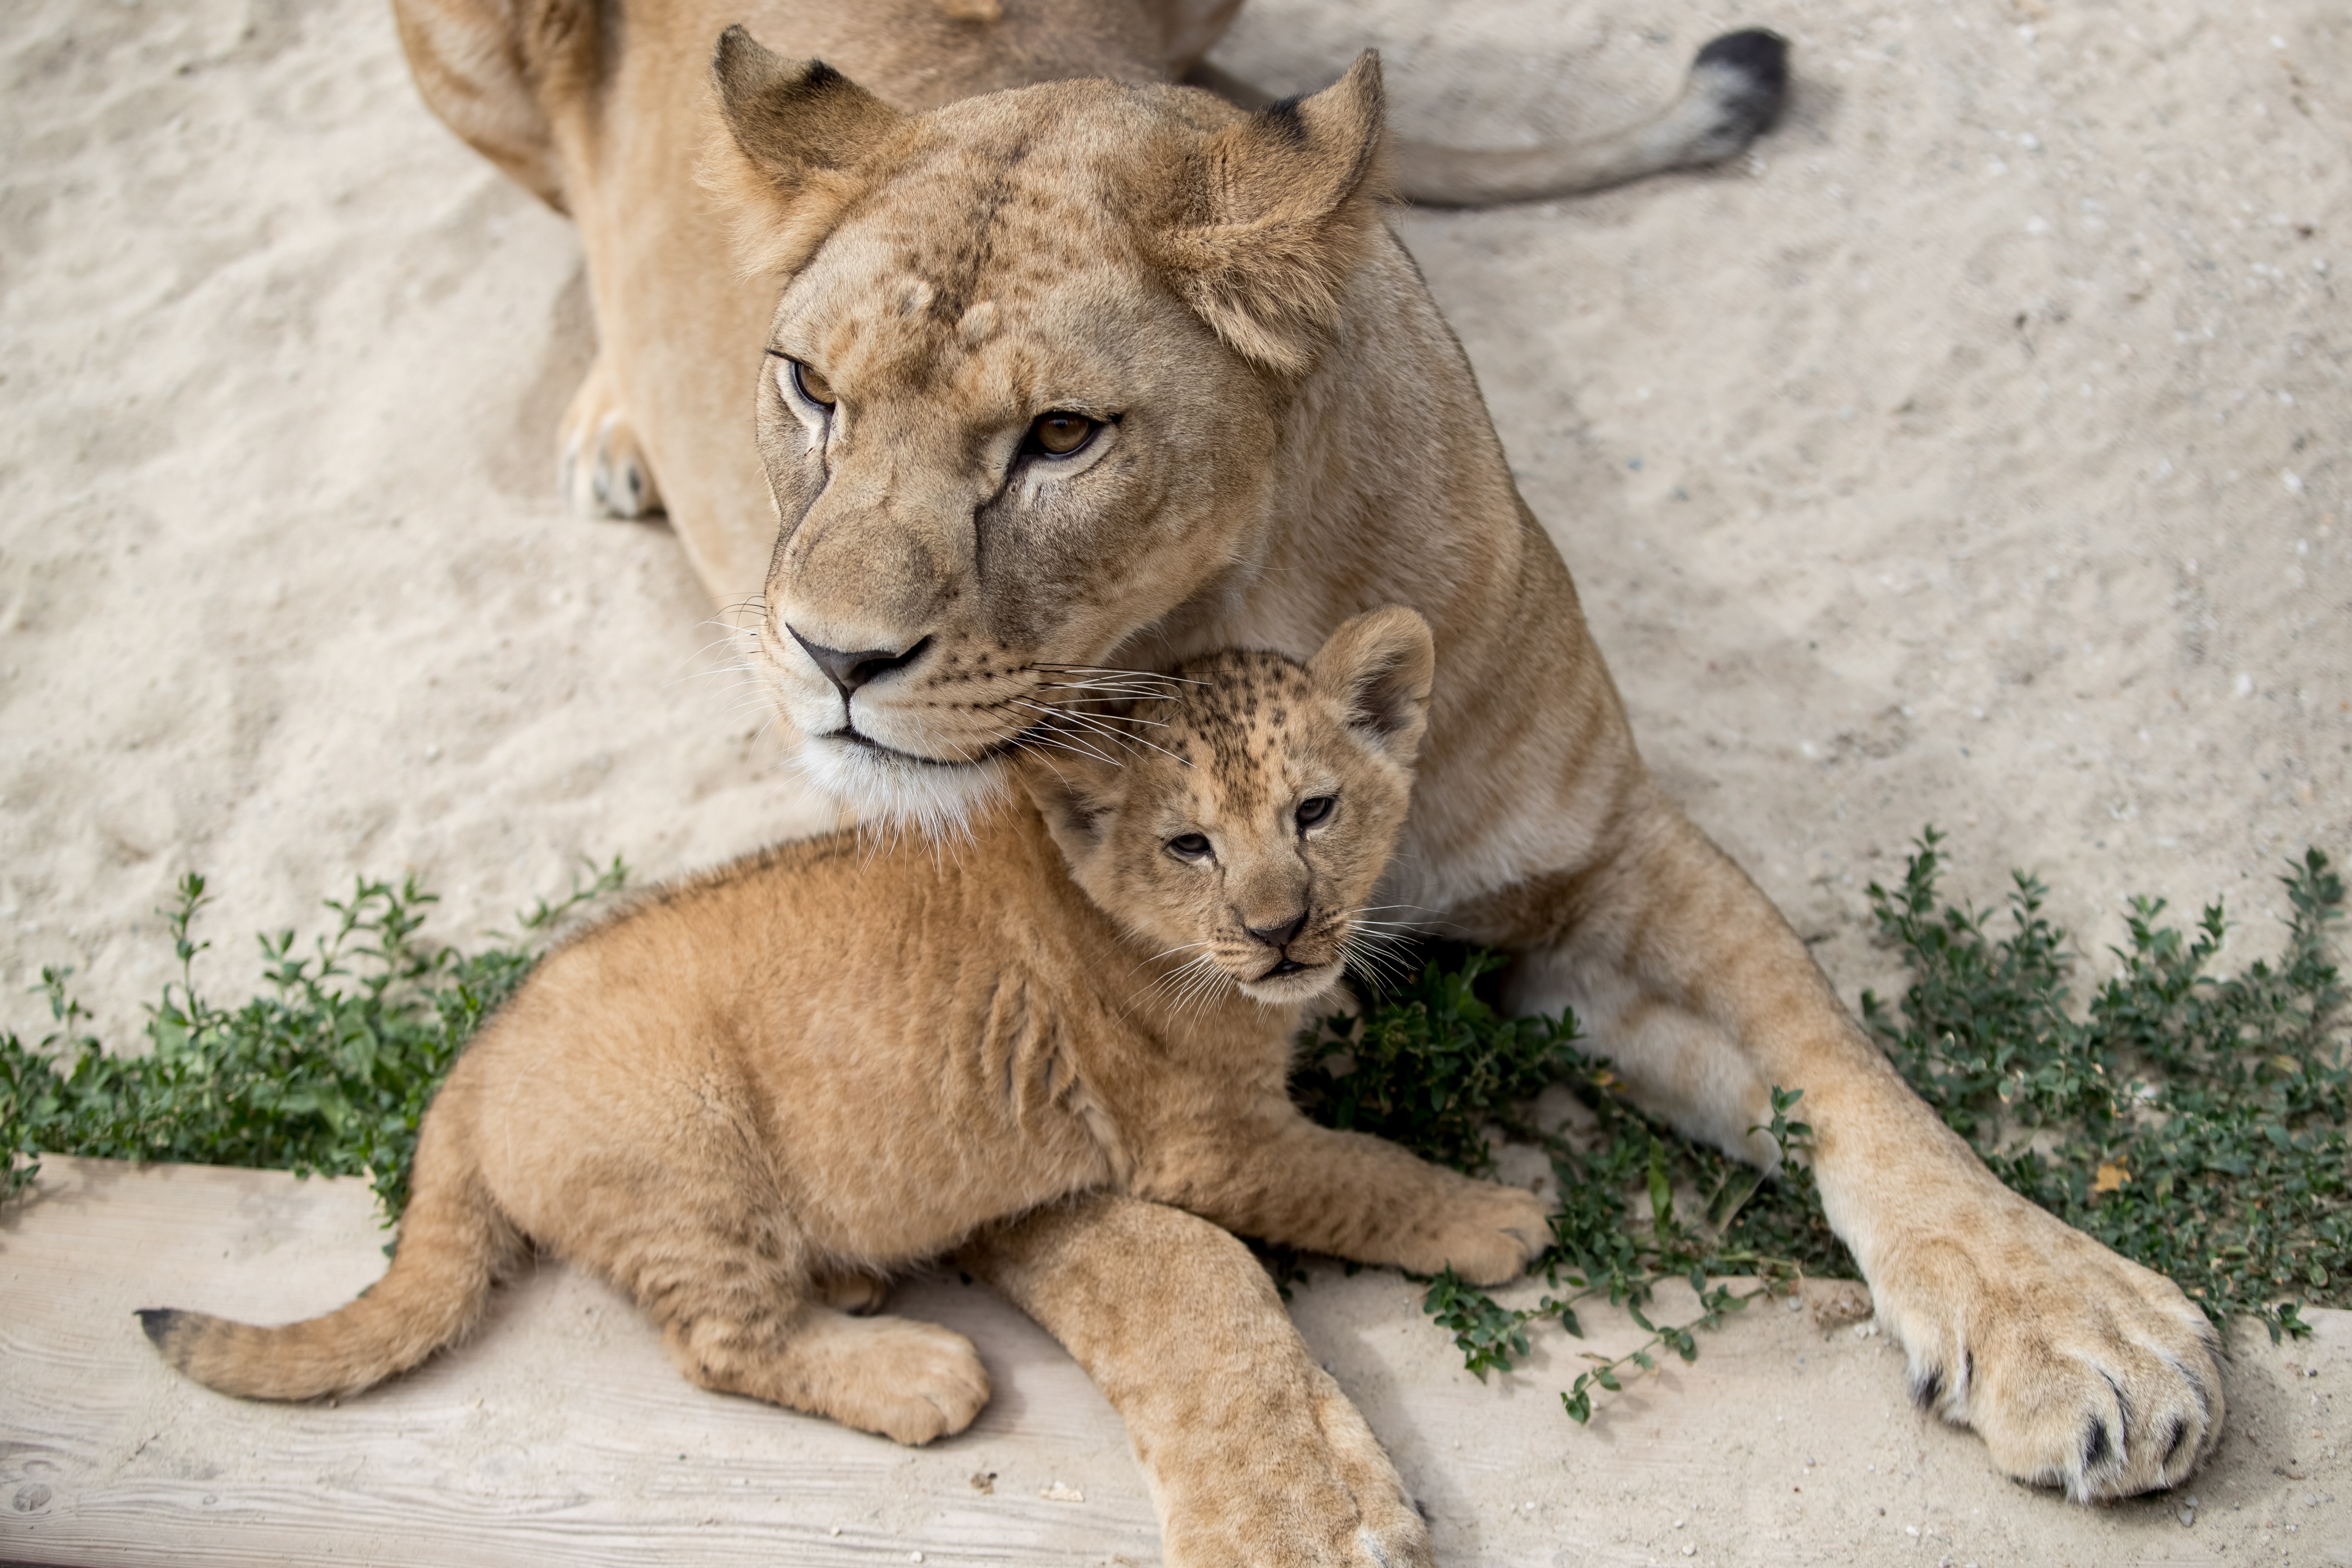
[450, 800, 1132, 1258]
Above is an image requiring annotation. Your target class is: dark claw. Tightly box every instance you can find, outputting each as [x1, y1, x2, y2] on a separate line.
[2082, 1416, 2113, 1471]
[1909, 1365, 1945, 1410]
[2162, 1415, 2190, 1466]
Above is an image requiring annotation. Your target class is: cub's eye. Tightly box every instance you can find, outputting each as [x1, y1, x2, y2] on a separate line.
[1025, 411, 1098, 457]
[787, 358, 836, 409]
[1165, 832, 1213, 863]
[1294, 796, 1336, 830]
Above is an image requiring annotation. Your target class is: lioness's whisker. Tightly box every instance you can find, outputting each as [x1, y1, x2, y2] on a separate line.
[1024, 700, 1175, 731]
[1033, 675, 1178, 692]
[1014, 702, 1189, 767]
[1034, 685, 1178, 704]
[1017, 729, 1124, 768]
[1031, 664, 1207, 686]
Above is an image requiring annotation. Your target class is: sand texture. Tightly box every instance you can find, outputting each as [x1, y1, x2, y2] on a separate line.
[1, 0, 2348, 1561]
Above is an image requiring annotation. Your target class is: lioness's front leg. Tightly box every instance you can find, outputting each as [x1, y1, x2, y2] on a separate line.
[1138, 1112, 1551, 1286]
[960, 1194, 1432, 1568]
[558, 350, 665, 520]
[1474, 785, 2223, 1500]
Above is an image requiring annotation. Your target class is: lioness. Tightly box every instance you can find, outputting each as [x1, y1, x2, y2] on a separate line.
[143, 607, 1503, 1565]
[390, 0, 2220, 1536]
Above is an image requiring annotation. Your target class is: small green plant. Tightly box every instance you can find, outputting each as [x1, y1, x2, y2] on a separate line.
[0, 861, 624, 1221]
[1862, 831, 2345, 1343]
[1295, 835, 2347, 1420]
[1291, 950, 1583, 1175]
[1294, 952, 1841, 1419]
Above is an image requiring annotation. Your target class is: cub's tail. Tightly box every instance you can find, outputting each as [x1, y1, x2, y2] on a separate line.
[138, 1114, 518, 1401]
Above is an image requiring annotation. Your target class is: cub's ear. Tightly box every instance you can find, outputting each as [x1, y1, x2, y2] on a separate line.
[1308, 605, 1434, 764]
[1150, 51, 1390, 375]
[1016, 755, 1124, 870]
[701, 27, 906, 276]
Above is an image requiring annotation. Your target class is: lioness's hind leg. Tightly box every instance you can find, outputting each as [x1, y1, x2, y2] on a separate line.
[558, 352, 664, 520]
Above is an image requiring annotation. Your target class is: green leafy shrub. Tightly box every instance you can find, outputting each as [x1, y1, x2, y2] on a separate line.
[1861, 831, 2345, 1343]
[1294, 836, 2346, 1418]
[0, 863, 623, 1221]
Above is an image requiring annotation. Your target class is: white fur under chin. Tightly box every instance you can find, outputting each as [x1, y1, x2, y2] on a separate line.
[787, 735, 1008, 842]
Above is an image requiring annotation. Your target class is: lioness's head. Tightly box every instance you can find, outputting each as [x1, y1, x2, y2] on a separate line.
[704, 28, 1391, 829]
[1019, 606, 1432, 1007]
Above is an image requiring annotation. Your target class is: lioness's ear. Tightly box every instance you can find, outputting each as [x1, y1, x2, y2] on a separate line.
[1151, 51, 1390, 375]
[702, 27, 905, 276]
[1309, 605, 1434, 764]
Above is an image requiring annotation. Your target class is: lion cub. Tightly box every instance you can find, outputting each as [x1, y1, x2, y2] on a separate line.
[139, 607, 1550, 1443]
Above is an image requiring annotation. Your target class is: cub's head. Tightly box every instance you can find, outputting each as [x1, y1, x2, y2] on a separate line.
[1019, 607, 1432, 1009]
[702, 28, 1392, 832]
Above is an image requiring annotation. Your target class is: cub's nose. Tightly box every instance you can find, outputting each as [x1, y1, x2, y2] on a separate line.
[1244, 911, 1308, 949]
[789, 627, 932, 700]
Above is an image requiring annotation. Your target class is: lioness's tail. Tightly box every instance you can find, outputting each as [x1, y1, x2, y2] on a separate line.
[138, 1113, 518, 1401]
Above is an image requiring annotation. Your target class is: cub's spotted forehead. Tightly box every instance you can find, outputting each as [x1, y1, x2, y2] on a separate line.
[1152, 650, 1320, 777]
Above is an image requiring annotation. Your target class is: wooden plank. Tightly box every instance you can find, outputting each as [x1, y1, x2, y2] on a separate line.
[0, 1159, 1158, 1567]
[1, 1157, 2345, 1567]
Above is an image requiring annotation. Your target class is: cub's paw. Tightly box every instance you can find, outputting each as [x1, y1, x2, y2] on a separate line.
[558, 356, 663, 520]
[1418, 1180, 1551, 1287]
[1866, 1195, 2222, 1500]
[828, 1314, 991, 1447]
[811, 1267, 892, 1316]
[1158, 1363, 1434, 1568]
[1309, 1365, 1436, 1567]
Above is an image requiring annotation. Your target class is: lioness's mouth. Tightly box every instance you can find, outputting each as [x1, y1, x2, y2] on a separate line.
[825, 726, 1022, 770]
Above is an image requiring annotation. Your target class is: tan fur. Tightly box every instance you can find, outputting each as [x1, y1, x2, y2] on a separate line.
[143, 612, 1538, 1477]
[383, 0, 2214, 1538]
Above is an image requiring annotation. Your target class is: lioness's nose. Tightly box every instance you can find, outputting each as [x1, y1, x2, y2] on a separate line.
[1244, 911, 1308, 949]
[790, 627, 932, 699]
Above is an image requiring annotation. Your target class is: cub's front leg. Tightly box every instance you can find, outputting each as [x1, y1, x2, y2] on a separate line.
[961, 1195, 1433, 1568]
[1138, 1110, 1550, 1286]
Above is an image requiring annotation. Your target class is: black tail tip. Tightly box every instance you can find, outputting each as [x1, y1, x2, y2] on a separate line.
[1695, 28, 1791, 94]
[1689, 29, 1790, 149]
[136, 1307, 184, 1348]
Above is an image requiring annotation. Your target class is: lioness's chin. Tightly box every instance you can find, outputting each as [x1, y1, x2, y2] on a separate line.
[1236, 963, 1345, 1008]
[794, 734, 1008, 836]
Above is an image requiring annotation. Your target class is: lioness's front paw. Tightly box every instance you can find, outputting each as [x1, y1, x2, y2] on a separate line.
[1416, 1181, 1551, 1286]
[558, 356, 663, 519]
[1866, 1193, 2222, 1500]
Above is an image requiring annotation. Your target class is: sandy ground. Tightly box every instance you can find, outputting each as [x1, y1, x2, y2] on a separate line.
[1, 0, 2348, 1561]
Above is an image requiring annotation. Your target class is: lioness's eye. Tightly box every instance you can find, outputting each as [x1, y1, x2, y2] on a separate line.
[1165, 832, 1213, 862]
[1026, 411, 1098, 457]
[1295, 796, 1335, 830]
[788, 358, 836, 409]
